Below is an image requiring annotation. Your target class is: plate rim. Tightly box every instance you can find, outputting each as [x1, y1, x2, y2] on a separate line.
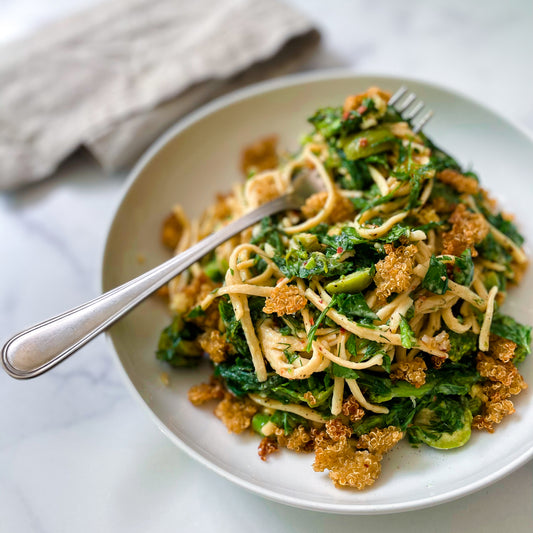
[101, 69, 533, 514]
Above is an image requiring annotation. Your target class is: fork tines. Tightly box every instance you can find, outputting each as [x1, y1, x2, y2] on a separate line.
[389, 86, 433, 133]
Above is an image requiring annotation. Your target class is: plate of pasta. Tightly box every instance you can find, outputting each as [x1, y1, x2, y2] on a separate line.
[102, 72, 533, 514]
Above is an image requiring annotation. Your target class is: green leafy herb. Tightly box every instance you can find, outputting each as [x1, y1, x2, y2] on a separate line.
[335, 293, 378, 320]
[422, 255, 449, 295]
[330, 362, 358, 380]
[306, 296, 337, 351]
[399, 316, 416, 348]
[452, 249, 474, 286]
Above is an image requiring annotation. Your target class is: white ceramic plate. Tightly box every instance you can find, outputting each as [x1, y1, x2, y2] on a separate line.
[102, 72, 533, 514]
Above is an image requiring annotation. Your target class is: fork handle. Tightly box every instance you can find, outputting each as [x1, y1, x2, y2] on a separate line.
[2, 195, 293, 379]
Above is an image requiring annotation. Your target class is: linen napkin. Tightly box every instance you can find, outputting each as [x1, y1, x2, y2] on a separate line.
[0, 0, 320, 190]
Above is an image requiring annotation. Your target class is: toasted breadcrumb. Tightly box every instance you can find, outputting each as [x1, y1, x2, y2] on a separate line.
[325, 419, 353, 441]
[258, 437, 279, 461]
[374, 243, 417, 301]
[436, 169, 479, 194]
[246, 172, 282, 206]
[356, 426, 404, 456]
[431, 195, 456, 214]
[421, 330, 451, 354]
[472, 398, 515, 433]
[240, 135, 279, 175]
[431, 355, 446, 369]
[416, 206, 440, 226]
[390, 357, 427, 388]
[161, 212, 183, 249]
[199, 329, 230, 363]
[343, 87, 391, 114]
[314, 439, 381, 490]
[477, 353, 525, 388]
[488, 334, 517, 363]
[341, 395, 365, 422]
[188, 378, 225, 406]
[275, 425, 315, 452]
[303, 391, 317, 406]
[263, 284, 307, 316]
[214, 394, 258, 434]
[170, 272, 219, 316]
[473, 353, 527, 432]
[441, 204, 488, 257]
[211, 192, 235, 222]
[301, 190, 355, 223]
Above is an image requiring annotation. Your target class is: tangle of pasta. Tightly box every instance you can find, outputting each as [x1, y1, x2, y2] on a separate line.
[157, 87, 531, 490]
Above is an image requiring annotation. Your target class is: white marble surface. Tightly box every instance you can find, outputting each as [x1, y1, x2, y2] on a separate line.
[1, 1, 533, 531]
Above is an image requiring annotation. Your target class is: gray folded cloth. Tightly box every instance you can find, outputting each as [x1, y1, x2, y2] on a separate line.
[0, 0, 319, 190]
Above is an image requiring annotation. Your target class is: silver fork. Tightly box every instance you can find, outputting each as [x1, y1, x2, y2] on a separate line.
[2, 171, 325, 379]
[388, 86, 433, 133]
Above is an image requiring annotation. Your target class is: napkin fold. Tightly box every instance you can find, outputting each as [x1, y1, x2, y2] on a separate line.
[0, 0, 319, 190]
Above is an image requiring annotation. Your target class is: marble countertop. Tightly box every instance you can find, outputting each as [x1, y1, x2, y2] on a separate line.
[1, 1, 532, 531]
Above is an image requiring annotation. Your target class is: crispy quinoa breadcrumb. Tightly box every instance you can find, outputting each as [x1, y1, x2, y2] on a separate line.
[390, 357, 428, 388]
[170, 272, 220, 316]
[343, 86, 391, 114]
[472, 353, 527, 432]
[488, 334, 517, 363]
[199, 329, 231, 363]
[374, 243, 417, 301]
[341, 395, 365, 422]
[314, 440, 381, 490]
[188, 378, 225, 406]
[325, 418, 353, 441]
[245, 172, 282, 207]
[161, 212, 183, 249]
[275, 425, 315, 452]
[214, 394, 258, 434]
[263, 284, 307, 316]
[301, 189, 355, 223]
[421, 330, 451, 354]
[441, 204, 489, 257]
[240, 135, 279, 175]
[356, 426, 404, 456]
[436, 169, 479, 194]
[258, 437, 279, 461]
[477, 352, 526, 389]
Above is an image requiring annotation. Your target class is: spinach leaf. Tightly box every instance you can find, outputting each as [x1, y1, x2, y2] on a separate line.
[156, 316, 202, 367]
[452, 249, 474, 286]
[335, 293, 378, 320]
[275, 250, 352, 279]
[477, 233, 512, 265]
[308, 106, 344, 138]
[219, 298, 250, 357]
[447, 329, 478, 362]
[270, 411, 309, 434]
[215, 357, 286, 396]
[422, 255, 449, 295]
[330, 363, 358, 380]
[250, 216, 285, 254]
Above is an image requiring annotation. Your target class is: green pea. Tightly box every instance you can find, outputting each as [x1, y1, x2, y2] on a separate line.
[251, 413, 271, 436]
[325, 268, 373, 294]
[342, 128, 396, 161]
